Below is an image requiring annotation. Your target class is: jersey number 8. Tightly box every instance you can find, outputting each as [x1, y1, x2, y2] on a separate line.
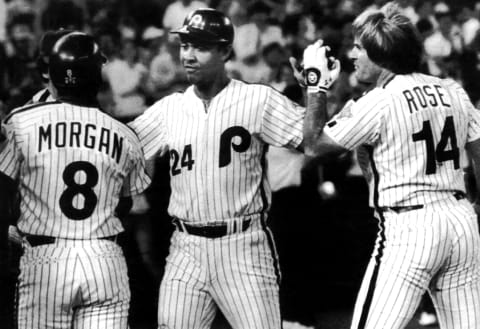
[59, 161, 99, 220]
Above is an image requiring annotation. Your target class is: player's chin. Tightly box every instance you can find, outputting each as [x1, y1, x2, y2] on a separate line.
[186, 72, 200, 84]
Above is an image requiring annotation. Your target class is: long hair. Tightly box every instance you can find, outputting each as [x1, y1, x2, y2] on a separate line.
[352, 1, 423, 74]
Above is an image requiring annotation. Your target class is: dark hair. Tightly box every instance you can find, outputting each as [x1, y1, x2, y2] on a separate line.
[352, 2, 423, 74]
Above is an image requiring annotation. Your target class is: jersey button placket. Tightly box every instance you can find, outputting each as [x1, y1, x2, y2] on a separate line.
[196, 99, 209, 217]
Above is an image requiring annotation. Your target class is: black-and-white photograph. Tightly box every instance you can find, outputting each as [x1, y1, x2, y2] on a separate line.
[1, 1, 479, 328]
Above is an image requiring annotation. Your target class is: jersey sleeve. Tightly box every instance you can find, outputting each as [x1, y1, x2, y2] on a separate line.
[260, 87, 305, 148]
[122, 141, 152, 197]
[0, 118, 21, 179]
[128, 100, 168, 159]
[324, 89, 387, 150]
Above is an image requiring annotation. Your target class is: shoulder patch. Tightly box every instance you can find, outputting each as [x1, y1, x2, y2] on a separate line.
[4, 100, 61, 124]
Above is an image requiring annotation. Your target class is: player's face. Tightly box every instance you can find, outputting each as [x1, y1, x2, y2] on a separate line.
[349, 36, 383, 83]
[179, 41, 226, 85]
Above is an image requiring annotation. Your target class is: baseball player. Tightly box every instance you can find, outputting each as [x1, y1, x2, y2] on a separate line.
[5, 29, 77, 248]
[300, 3, 480, 329]
[129, 8, 305, 329]
[0, 32, 151, 329]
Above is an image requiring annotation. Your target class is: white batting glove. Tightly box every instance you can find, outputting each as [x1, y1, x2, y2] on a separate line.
[303, 40, 341, 93]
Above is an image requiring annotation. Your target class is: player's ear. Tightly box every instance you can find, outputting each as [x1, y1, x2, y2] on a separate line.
[221, 44, 233, 62]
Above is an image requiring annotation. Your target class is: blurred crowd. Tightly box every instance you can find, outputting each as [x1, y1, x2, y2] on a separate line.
[0, 0, 479, 117]
[0, 0, 479, 327]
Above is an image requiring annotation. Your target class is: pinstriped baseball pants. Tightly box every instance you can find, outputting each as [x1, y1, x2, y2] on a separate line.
[17, 239, 130, 329]
[158, 219, 281, 329]
[351, 196, 480, 329]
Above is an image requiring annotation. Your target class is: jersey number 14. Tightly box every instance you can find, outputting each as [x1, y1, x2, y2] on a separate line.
[412, 115, 460, 175]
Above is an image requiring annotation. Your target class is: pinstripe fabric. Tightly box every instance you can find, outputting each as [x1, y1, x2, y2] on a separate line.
[351, 197, 480, 329]
[130, 78, 302, 328]
[129, 79, 304, 222]
[17, 239, 130, 329]
[325, 73, 480, 207]
[0, 100, 151, 329]
[158, 220, 281, 329]
[0, 102, 151, 238]
[322, 72, 480, 329]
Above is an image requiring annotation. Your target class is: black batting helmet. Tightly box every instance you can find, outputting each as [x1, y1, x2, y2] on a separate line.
[37, 29, 74, 81]
[49, 32, 106, 92]
[170, 8, 234, 45]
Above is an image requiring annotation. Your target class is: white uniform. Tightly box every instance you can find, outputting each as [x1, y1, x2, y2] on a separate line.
[130, 78, 304, 329]
[0, 100, 151, 329]
[325, 71, 480, 329]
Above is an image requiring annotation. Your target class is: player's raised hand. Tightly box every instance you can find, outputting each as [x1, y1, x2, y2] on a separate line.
[303, 39, 341, 93]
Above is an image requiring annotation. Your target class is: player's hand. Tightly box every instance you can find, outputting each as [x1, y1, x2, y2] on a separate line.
[303, 39, 341, 93]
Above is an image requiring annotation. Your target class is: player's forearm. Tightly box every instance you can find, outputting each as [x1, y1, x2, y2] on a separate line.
[303, 91, 328, 157]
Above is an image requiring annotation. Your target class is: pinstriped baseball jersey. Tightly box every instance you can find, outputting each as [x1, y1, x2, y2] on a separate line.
[324, 72, 480, 207]
[130, 78, 304, 223]
[321, 71, 480, 329]
[130, 77, 304, 329]
[0, 100, 151, 238]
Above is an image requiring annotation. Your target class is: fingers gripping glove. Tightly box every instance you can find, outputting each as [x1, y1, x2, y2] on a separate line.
[303, 41, 341, 93]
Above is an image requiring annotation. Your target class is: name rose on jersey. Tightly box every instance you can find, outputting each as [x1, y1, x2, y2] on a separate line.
[402, 83, 452, 113]
[38, 121, 124, 163]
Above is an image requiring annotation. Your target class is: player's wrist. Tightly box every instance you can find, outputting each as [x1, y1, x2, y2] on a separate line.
[307, 86, 328, 94]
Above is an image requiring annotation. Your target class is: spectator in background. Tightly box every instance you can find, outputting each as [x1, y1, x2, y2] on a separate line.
[0, 0, 7, 42]
[261, 42, 289, 90]
[145, 27, 188, 101]
[217, 0, 248, 27]
[40, 0, 85, 30]
[424, 2, 464, 77]
[282, 13, 316, 54]
[162, 0, 209, 35]
[4, 13, 42, 111]
[102, 37, 149, 123]
[415, 0, 437, 29]
[458, 3, 480, 49]
[232, 1, 285, 61]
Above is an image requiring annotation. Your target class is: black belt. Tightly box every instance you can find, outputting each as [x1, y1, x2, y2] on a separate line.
[453, 191, 466, 201]
[379, 191, 467, 214]
[25, 235, 117, 247]
[378, 205, 424, 214]
[173, 218, 251, 238]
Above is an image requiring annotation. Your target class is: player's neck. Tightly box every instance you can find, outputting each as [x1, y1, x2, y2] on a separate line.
[193, 74, 230, 101]
[57, 93, 100, 107]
